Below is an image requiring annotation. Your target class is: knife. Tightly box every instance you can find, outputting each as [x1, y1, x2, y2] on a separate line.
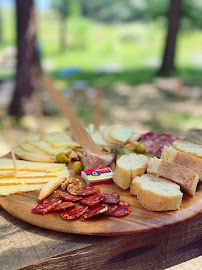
[42, 75, 102, 155]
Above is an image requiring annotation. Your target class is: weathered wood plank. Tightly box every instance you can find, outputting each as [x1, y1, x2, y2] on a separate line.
[18, 214, 201, 270]
[0, 208, 104, 270]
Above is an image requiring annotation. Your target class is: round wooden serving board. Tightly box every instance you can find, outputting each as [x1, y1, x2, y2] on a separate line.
[0, 179, 201, 236]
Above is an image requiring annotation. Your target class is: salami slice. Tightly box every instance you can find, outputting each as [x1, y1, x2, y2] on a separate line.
[103, 192, 120, 204]
[32, 197, 61, 215]
[59, 192, 82, 202]
[80, 204, 108, 221]
[140, 131, 181, 157]
[69, 185, 98, 196]
[80, 190, 106, 206]
[105, 200, 131, 217]
[60, 204, 88, 220]
[52, 201, 75, 211]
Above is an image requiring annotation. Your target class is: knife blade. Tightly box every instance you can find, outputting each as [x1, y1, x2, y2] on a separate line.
[42, 76, 102, 155]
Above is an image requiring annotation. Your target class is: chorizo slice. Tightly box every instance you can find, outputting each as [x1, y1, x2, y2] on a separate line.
[105, 200, 131, 217]
[59, 192, 82, 202]
[69, 185, 98, 196]
[60, 204, 88, 220]
[103, 192, 120, 204]
[32, 197, 61, 215]
[52, 201, 75, 211]
[80, 190, 106, 206]
[80, 204, 108, 221]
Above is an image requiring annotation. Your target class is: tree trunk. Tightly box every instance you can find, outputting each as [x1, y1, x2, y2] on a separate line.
[8, 0, 41, 117]
[59, 17, 67, 52]
[158, 0, 182, 76]
[0, 8, 3, 43]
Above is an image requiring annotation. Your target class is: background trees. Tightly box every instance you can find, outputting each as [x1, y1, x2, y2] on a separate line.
[4, 0, 202, 116]
[8, 0, 40, 117]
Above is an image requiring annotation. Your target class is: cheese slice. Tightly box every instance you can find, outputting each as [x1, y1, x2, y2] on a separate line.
[43, 132, 80, 148]
[20, 142, 45, 153]
[0, 167, 69, 184]
[90, 132, 109, 146]
[0, 177, 50, 185]
[0, 171, 56, 178]
[26, 135, 67, 155]
[0, 158, 65, 173]
[0, 167, 69, 194]
[0, 184, 45, 196]
[109, 126, 133, 144]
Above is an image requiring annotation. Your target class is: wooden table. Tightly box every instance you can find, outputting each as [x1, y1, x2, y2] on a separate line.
[0, 130, 202, 270]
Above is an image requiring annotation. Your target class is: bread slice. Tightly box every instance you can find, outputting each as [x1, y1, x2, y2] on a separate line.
[147, 157, 199, 196]
[173, 140, 202, 159]
[130, 174, 183, 211]
[113, 153, 149, 190]
[161, 146, 202, 182]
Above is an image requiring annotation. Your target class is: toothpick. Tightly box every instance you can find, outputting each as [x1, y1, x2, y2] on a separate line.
[11, 149, 18, 175]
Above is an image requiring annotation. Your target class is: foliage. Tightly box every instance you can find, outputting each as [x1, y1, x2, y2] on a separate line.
[77, 0, 202, 30]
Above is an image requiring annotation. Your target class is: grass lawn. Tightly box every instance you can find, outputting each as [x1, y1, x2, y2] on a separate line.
[1, 8, 202, 83]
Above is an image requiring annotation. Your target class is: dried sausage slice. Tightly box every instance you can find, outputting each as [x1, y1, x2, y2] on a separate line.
[52, 201, 75, 211]
[140, 131, 181, 157]
[32, 197, 61, 215]
[103, 192, 120, 204]
[59, 192, 82, 202]
[60, 204, 88, 220]
[80, 204, 108, 221]
[69, 185, 98, 196]
[105, 201, 131, 217]
[80, 190, 106, 206]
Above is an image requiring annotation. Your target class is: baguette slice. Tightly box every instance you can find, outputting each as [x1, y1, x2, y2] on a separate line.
[161, 146, 202, 182]
[173, 140, 202, 159]
[147, 157, 199, 196]
[130, 174, 183, 211]
[113, 153, 149, 190]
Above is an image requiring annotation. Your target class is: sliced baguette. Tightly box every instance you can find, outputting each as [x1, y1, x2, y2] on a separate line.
[130, 174, 183, 211]
[173, 140, 202, 159]
[161, 145, 202, 182]
[147, 157, 199, 196]
[113, 153, 149, 190]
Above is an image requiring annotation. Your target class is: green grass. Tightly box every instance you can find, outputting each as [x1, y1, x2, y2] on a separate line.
[1, 8, 202, 85]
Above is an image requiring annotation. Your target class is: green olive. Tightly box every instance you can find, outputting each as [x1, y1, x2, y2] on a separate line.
[135, 143, 146, 154]
[73, 161, 84, 174]
[56, 152, 71, 163]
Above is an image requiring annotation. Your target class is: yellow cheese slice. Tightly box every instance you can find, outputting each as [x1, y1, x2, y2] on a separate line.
[20, 142, 45, 153]
[0, 171, 56, 178]
[0, 184, 45, 196]
[0, 158, 65, 173]
[109, 126, 134, 144]
[0, 167, 69, 185]
[43, 132, 80, 148]
[91, 132, 109, 146]
[0, 178, 50, 185]
[26, 135, 67, 155]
